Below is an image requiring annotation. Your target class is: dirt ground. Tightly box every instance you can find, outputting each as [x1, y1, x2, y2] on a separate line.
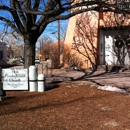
[0, 82, 130, 130]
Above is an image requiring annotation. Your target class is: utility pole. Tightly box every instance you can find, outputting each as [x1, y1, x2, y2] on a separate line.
[58, 20, 60, 65]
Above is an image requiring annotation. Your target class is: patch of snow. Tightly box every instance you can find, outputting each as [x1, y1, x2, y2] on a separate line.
[97, 86, 127, 94]
[101, 106, 111, 111]
[104, 121, 118, 127]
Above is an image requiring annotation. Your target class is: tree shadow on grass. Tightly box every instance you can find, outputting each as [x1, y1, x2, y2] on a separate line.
[45, 84, 59, 91]
[0, 92, 111, 116]
[0, 84, 60, 106]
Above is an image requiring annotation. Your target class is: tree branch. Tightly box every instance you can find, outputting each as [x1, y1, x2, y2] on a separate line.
[14, 1, 26, 25]
[8, 0, 24, 32]
[0, 16, 22, 36]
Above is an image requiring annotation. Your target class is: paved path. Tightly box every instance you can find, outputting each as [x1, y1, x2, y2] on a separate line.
[5, 64, 130, 89]
[46, 70, 130, 89]
[83, 71, 130, 88]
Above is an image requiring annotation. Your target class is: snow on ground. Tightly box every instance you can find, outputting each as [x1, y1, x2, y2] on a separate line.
[97, 86, 128, 94]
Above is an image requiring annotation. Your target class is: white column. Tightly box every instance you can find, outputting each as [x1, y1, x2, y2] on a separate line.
[29, 66, 38, 92]
[38, 74, 45, 92]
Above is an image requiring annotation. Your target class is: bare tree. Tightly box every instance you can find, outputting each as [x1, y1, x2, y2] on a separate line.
[73, 13, 97, 70]
[37, 36, 53, 59]
[49, 40, 65, 68]
[1, 33, 24, 58]
[63, 44, 83, 69]
[0, 0, 129, 68]
[38, 38, 64, 68]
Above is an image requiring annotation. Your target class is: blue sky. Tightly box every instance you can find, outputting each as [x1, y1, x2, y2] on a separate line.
[0, 1, 69, 42]
[0, 19, 69, 43]
[39, 19, 69, 42]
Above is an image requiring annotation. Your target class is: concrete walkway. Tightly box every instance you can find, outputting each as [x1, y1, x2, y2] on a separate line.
[6, 64, 130, 89]
[46, 69, 130, 89]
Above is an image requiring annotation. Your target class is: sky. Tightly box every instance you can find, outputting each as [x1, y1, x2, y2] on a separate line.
[0, 0, 69, 43]
[0, 19, 69, 44]
[39, 19, 69, 42]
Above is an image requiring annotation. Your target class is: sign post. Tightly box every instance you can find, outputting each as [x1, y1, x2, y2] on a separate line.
[2, 69, 28, 90]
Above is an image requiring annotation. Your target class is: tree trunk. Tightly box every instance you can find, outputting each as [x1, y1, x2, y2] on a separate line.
[24, 35, 37, 68]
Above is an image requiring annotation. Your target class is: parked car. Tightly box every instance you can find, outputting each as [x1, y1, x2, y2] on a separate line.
[35, 58, 40, 63]
[20, 58, 24, 63]
[20, 58, 40, 64]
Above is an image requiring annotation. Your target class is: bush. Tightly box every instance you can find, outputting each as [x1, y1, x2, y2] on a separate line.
[63, 45, 83, 69]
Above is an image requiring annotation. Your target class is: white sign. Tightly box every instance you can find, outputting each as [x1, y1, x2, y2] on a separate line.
[2, 69, 28, 90]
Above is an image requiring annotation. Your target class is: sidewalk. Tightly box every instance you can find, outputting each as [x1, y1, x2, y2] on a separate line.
[46, 69, 130, 89]
[6, 64, 130, 89]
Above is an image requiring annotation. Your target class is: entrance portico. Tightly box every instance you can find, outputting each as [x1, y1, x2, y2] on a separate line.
[98, 26, 130, 65]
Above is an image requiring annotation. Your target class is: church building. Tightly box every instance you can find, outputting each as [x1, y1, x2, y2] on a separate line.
[64, 9, 130, 69]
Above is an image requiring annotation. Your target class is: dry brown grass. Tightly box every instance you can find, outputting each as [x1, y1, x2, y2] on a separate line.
[0, 83, 130, 130]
